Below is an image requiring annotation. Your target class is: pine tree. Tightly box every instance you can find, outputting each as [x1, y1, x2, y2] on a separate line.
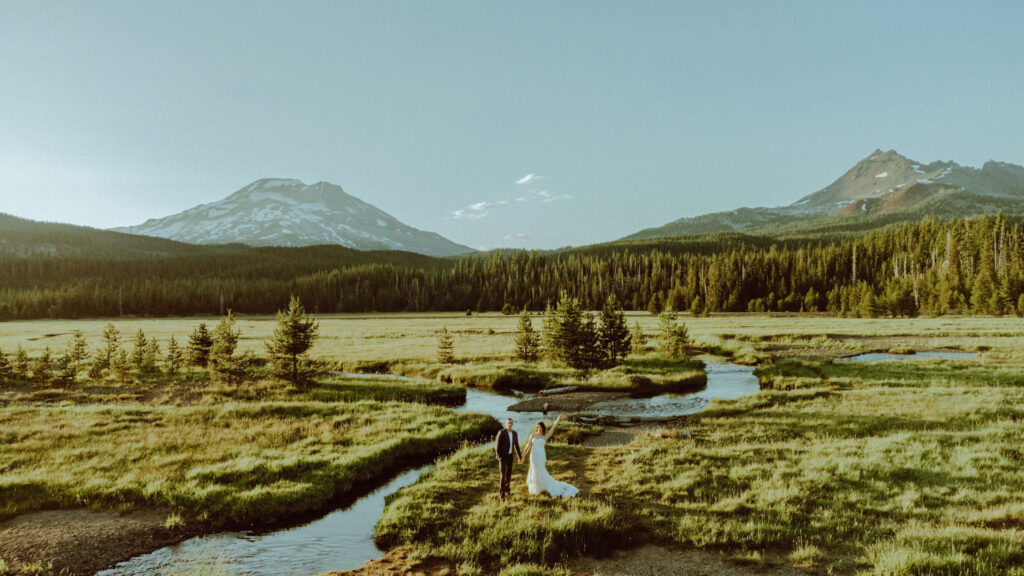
[659, 308, 689, 359]
[13, 346, 29, 380]
[143, 338, 161, 375]
[541, 304, 558, 361]
[1018, 294, 1024, 318]
[187, 323, 214, 367]
[513, 311, 540, 363]
[631, 321, 648, 356]
[32, 347, 53, 385]
[209, 311, 248, 384]
[98, 323, 120, 370]
[578, 313, 603, 369]
[437, 326, 455, 364]
[647, 293, 663, 316]
[68, 331, 89, 373]
[597, 294, 631, 366]
[112, 348, 131, 384]
[54, 352, 76, 386]
[971, 270, 996, 315]
[166, 336, 184, 375]
[131, 329, 148, 376]
[0, 347, 12, 385]
[543, 292, 601, 370]
[87, 353, 106, 380]
[266, 296, 321, 386]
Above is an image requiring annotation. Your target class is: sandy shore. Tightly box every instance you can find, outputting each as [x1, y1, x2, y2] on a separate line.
[0, 508, 202, 576]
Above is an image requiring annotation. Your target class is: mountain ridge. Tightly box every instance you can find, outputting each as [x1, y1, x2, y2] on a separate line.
[625, 149, 1024, 240]
[114, 178, 473, 256]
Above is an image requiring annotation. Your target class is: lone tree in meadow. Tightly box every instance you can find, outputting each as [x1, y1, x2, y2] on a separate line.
[514, 311, 540, 363]
[597, 294, 631, 366]
[437, 327, 456, 364]
[209, 311, 249, 384]
[187, 323, 213, 368]
[266, 296, 320, 386]
[658, 307, 690, 359]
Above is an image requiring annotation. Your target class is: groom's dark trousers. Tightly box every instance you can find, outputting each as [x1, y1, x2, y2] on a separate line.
[495, 428, 522, 500]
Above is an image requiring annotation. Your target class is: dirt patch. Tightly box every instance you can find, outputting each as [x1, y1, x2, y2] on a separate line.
[0, 508, 199, 576]
[570, 544, 810, 576]
[581, 425, 648, 448]
[323, 547, 451, 576]
[328, 545, 812, 576]
[509, 391, 628, 412]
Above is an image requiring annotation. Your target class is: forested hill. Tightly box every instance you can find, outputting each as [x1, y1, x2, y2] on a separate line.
[2, 212, 1023, 320]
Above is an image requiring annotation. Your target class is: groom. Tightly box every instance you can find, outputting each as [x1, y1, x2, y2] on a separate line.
[495, 417, 523, 501]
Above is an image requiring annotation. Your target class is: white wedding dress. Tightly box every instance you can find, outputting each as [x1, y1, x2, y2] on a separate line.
[526, 437, 579, 498]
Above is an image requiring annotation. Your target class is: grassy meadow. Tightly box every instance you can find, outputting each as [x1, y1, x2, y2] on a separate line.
[3, 312, 1024, 576]
[2, 312, 1017, 363]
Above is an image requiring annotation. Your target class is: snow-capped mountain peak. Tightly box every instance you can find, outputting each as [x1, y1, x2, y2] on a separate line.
[114, 179, 472, 256]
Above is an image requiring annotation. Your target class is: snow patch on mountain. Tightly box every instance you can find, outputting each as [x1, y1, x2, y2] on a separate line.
[114, 179, 472, 256]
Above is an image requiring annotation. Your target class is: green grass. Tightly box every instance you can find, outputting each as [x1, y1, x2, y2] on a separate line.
[6, 314, 1024, 574]
[377, 445, 635, 567]
[374, 354, 1024, 575]
[389, 355, 706, 397]
[5, 313, 1023, 365]
[0, 369, 465, 408]
[0, 400, 497, 524]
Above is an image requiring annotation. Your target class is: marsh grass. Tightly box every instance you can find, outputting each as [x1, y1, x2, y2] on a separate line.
[376, 355, 1024, 575]
[0, 369, 465, 408]
[388, 355, 706, 398]
[0, 400, 497, 524]
[6, 314, 1024, 364]
[377, 446, 635, 567]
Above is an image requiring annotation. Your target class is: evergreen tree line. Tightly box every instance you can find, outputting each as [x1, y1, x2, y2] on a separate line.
[0, 297, 320, 387]
[504, 293, 688, 369]
[3, 214, 1024, 319]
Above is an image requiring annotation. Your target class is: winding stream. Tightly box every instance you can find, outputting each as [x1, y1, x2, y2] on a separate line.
[837, 351, 977, 363]
[97, 359, 758, 576]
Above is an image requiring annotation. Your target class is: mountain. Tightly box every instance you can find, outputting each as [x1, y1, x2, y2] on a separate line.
[625, 150, 1024, 240]
[0, 212, 443, 268]
[114, 178, 473, 256]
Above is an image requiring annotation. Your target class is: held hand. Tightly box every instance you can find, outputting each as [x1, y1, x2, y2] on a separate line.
[518, 458, 524, 465]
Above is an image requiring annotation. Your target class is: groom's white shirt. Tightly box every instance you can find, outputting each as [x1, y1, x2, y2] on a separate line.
[507, 430, 514, 455]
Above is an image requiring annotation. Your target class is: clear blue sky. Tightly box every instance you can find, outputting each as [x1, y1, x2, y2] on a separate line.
[2, 1, 1022, 249]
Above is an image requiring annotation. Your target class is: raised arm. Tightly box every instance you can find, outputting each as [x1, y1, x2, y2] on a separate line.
[545, 414, 565, 440]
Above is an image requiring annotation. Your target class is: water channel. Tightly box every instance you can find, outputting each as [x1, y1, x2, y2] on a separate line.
[96, 360, 759, 575]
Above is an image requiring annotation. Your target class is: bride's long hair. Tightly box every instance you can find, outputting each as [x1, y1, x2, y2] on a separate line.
[536, 421, 546, 434]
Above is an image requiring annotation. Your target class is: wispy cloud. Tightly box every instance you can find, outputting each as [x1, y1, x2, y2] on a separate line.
[535, 190, 571, 203]
[451, 201, 492, 220]
[503, 233, 530, 242]
[516, 173, 545, 185]
[451, 176, 568, 221]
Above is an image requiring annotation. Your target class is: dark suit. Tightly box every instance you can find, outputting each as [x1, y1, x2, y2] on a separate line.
[495, 428, 523, 499]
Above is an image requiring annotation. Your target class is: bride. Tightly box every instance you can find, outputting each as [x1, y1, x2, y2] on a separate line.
[519, 414, 579, 498]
